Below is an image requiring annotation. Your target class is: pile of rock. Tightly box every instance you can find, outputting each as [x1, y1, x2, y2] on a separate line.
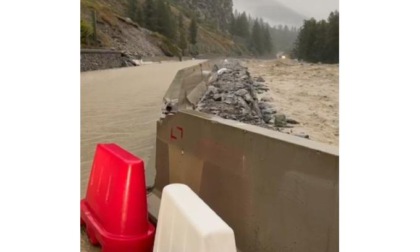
[197, 61, 275, 128]
[196, 60, 309, 139]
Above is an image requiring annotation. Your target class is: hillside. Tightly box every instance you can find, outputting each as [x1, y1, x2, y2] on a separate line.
[80, 0, 248, 57]
[173, 0, 233, 31]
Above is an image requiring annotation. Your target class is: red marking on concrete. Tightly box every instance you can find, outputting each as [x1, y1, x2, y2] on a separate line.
[170, 128, 177, 140]
[170, 126, 184, 141]
[176, 127, 184, 139]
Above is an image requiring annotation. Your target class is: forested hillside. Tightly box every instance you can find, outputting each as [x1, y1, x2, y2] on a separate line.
[292, 11, 339, 63]
[81, 0, 303, 58]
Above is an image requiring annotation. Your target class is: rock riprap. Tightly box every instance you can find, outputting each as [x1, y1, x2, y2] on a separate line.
[195, 60, 307, 139]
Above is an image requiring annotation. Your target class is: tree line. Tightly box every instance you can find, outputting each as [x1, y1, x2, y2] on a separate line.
[269, 24, 299, 53]
[292, 11, 339, 63]
[126, 0, 302, 57]
[229, 11, 299, 56]
[127, 0, 198, 56]
[229, 12, 272, 56]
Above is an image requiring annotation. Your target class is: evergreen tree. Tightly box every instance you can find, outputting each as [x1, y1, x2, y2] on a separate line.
[144, 0, 157, 31]
[178, 14, 188, 55]
[326, 11, 339, 62]
[165, 2, 177, 41]
[229, 13, 236, 35]
[127, 0, 137, 21]
[235, 12, 250, 38]
[263, 25, 273, 54]
[155, 0, 166, 34]
[292, 12, 339, 63]
[314, 20, 328, 61]
[135, 5, 145, 26]
[251, 20, 263, 55]
[189, 17, 198, 45]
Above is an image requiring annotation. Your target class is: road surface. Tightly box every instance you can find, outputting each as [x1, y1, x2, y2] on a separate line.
[80, 60, 205, 251]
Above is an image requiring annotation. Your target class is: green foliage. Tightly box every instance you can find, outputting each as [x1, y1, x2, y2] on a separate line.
[135, 0, 177, 42]
[231, 12, 250, 38]
[263, 25, 273, 53]
[155, 0, 176, 40]
[251, 20, 263, 54]
[81, 20, 93, 45]
[293, 11, 339, 63]
[326, 11, 339, 62]
[136, 6, 145, 26]
[126, 0, 145, 27]
[189, 17, 198, 45]
[127, 0, 137, 21]
[144, 0, 157, 31]
[270, 25, 299, 52]
[178, 14, 188, 55]
[229, 11, 288, 56]
[229, 13, 236, 35]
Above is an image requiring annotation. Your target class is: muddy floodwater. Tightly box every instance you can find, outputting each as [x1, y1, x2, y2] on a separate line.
[244, 59, 339, 146]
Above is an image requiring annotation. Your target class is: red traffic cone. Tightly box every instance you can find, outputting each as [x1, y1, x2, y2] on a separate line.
[81, 144, 155, 252]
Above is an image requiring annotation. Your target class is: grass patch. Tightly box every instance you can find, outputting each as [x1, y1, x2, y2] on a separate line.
[81, 19, 94, 46]
[81, 0, 118, 27]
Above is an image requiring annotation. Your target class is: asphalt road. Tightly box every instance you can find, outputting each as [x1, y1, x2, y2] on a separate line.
[80, 60, 205, 252]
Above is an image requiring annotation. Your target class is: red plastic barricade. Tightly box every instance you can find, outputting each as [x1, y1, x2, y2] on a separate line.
[81, 143, 155, 252]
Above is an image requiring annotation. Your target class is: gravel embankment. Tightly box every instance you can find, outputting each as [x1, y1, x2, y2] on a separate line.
[196, 60, 307, 138]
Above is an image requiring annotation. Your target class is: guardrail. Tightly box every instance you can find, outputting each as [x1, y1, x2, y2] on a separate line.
[80, 48, 122, 54]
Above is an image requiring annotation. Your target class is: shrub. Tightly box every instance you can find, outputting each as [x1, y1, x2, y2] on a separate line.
[81, 20, 93, 45]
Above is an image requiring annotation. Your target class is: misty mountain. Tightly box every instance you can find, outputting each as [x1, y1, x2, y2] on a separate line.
[233, 0, 307, 27]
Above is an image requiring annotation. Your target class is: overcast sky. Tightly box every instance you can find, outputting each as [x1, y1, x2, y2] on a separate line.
[233, 0, 338, 24]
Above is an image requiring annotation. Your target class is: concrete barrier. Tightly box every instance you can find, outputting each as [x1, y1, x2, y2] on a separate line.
[162, 60, 217, 111]
[149, 60, 339, 252]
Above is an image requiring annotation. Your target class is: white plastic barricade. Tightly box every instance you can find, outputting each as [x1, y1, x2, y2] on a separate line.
[153, 184, 237, 252]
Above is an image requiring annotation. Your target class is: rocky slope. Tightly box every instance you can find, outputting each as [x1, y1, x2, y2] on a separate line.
[81, 0, 166, 57]
[81, 0, 246, 58]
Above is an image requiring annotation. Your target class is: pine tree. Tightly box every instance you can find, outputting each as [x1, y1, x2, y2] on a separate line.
[165, 2, 177, 41]
[292, 13, 339, 63]
[327, 11, 339, 62]
[236, 12, 250, 38]
[178, 14, 188, 55]
[155, 0, 166, 34]
[144, 0, 157, 31]
[263, 25, 273, 54]
[127, 0, 137, 21]
[229, 13, 236, 35]
[189, 17, 198, 45]
[314, 20, 328, 62]
[252, 20, 263, 55]
[136, 5, 145, 26]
